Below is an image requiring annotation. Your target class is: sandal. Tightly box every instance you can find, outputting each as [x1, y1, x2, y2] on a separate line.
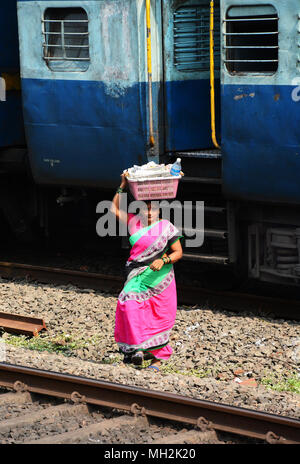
[147, 365, 160, 372]
[132, 351, 144, 366]
[123, 353, 132, 364]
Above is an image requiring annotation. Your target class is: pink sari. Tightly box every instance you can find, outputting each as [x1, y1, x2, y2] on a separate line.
[114, 215, 182, 360]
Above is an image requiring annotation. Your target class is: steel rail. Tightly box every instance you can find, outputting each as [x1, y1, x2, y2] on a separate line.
[0, 261, 123, 291]
[0, 312, 46, 337]
[0, 363, 299, 444]
[0, 261, 299, 319]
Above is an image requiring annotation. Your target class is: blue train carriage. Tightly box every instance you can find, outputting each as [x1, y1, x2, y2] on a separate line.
[16, 0, 221, 189]
[221, 0, 300, 286]
[0, 2, 25, 148]
[0, 3, 33, 244]
[16, 0, 227, 263]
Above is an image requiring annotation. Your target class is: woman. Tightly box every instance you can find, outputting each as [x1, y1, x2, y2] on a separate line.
[111, 173, 183, 371]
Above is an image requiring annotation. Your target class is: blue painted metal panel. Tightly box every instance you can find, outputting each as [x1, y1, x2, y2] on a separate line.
[165, 78, 221, 151]
[22, 78, 149, 187]
[222, 84, 300, 204]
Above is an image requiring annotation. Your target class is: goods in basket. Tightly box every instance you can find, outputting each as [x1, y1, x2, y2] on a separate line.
[125, 162, 170, 180]
[124, 161, 183, 201]
[124, 160, 183, 180]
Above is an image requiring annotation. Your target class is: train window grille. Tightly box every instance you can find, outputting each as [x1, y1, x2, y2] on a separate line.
[224, 9, 279, 74]
[173, 6, 220, 72]
[42, 8, 90, 71]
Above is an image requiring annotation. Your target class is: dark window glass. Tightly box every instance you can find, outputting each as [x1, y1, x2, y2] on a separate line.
[43, 7, 90, 72]
[225, 7, 278, 74]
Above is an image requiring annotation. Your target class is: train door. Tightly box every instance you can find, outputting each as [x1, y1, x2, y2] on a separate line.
[162, 0, 220, 152]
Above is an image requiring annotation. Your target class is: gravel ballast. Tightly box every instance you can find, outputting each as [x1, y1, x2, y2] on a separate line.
[0, 277, 299, 420]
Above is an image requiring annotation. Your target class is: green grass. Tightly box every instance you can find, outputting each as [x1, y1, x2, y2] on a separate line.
[2, 330, 124, 365]
[161, 365, 212, 378]
[261, 374, 300, 394]
[136, 360, 212, 378]
[101, 356, 122, 365]
[2, 331, 96, 356]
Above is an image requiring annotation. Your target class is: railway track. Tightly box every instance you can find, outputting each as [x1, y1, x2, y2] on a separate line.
[0, 363, 299, 445]
[0, 260, 299, 320]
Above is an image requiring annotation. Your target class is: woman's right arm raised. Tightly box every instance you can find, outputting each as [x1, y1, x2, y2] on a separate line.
[110, 173, 128, 225]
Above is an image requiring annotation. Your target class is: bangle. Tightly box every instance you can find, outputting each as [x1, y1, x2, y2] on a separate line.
[162, 258, 166, 265]
[117, 187, 124, 194]
[168, 257, 172, 264]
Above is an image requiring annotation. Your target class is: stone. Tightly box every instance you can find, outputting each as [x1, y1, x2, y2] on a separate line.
[233, 369, 244, 376]
[239, 378, 258, 388]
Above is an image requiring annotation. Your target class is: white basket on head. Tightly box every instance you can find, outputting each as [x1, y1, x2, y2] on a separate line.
[127, 175, 181, 200]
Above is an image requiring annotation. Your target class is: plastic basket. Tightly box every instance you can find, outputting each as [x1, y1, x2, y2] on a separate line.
[127, 176, 181, 200]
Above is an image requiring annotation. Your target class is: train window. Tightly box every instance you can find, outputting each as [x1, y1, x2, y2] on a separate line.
[224, 6, 278, 74]
[173, 5, 220, 72]
[42, 8, 90, 72]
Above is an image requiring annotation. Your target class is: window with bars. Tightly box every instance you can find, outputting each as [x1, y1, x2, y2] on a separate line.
[224, 6, 279, 74]
[173, 5, 220, 72]
[43, 7, 90, 72]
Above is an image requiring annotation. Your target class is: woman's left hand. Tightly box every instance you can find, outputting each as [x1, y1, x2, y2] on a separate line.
[150, 259, 164, 272]
[120, 172, 128, 189]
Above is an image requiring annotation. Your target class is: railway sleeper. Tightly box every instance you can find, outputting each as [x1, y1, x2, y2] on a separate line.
[0, 402, 89, 435]
[26, 414, 148, 445]
[152, 429, 220, 445]
[0, 391, 33, 406]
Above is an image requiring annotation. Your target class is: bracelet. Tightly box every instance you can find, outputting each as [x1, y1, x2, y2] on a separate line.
[162, 258, 166, 265]
[116, 187, 124, 194]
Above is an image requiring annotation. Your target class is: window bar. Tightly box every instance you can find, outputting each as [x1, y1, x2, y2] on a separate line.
[43, 57, 90, 61]
[223, 17, 278, 22]
[174, 26, 210, 30]
[224, 45, 279, 49]
[176, 61, 211, 65]
[43, 31, 89, 36]
[175, 38, 219, 43]
[60, 21, 67, 59]
[42, 19, 88, 23]
[175, 49, 220, 54]
[224, 31, 279, 35]
[225, 59, 278, 62]
[43, 44, 89, 49]
[43, 18, 50, 59]
[174, 32, 216, 37]
[174, 20, 212, 25]
[42, 18, 46, 57]
[175, 46, 215, 51]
